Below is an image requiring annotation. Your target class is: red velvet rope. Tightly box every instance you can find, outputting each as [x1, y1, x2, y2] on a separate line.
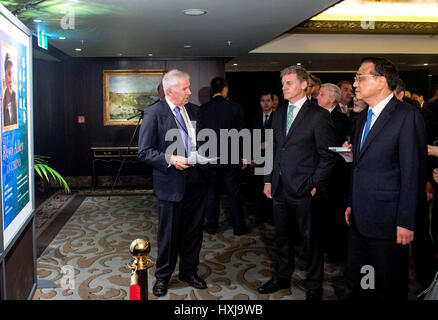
[130, 284, 140, 300]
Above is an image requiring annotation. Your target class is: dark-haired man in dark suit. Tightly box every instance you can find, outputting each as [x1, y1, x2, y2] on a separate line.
[344, 58, 427, 300]
[257, 66, 337, 300]
[250, 92, 274, 223]
[201, 77, 250, 236]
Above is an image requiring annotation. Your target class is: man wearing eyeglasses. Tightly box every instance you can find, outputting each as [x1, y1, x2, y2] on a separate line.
[343, 57, 427, 300]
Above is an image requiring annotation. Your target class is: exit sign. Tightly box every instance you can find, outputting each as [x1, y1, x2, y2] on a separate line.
[38, 31, 48, 50]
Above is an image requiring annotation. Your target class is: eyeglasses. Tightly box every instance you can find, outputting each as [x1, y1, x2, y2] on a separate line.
[354, 74, 381, 82]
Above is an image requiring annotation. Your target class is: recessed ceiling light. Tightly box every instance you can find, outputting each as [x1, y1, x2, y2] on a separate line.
[424, 63, 429, 66]
[33, 19, 42, 23]
[233, 63, 238, 66]
[148, 53, 153, 57]
[297, 62, 302, 66]
[59, 36, 66, 40]
[183, 45, 192, 49]
[75, 48, 81, 51]
[183, 9, 207, 16]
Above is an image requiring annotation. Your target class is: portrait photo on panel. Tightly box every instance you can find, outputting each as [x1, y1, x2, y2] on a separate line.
[1, 42, 18, 131]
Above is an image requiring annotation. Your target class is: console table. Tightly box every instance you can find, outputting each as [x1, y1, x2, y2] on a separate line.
[90, 146, 140, 189]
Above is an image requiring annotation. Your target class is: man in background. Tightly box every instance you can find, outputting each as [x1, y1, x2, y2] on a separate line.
[201, 77, 250, 236]
[250, 92, 274, 223]
[337, 81, 354, 115]
[317, 83, 349, 263]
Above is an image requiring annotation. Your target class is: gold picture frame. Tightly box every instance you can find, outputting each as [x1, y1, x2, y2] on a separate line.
[103, 69, 166, 126]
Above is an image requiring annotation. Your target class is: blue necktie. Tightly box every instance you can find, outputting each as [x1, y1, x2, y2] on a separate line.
[174, 106, 189, 155]
[360, 108, 374, 149]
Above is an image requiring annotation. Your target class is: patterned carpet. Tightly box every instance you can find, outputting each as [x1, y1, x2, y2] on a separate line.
[32, 190, 420, 300]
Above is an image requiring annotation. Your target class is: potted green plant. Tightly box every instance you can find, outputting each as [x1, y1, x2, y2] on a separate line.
[34, 155, 70, 193]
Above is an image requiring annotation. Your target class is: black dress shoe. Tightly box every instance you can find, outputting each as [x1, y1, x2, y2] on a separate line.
[257, 278, 290, 294]
[306, 289, 322, 301]
[152, 279, 168, 297]
[233, 226, 251, 236]
[178, 274, 207, 289]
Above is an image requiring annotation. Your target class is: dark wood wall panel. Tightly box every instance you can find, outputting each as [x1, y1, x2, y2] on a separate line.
[33, 58, 225, 176]
[4, 220, 35, 300]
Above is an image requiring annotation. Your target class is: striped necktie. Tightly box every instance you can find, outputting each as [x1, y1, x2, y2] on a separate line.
[286, 104, 296, 134]
[174, 106, 189, 155]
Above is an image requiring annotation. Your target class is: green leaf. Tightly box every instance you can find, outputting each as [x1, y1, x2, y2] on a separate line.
[34, 155, 70, 193]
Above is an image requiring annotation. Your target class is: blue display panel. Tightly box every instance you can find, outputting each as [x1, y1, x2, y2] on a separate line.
[0, 6, 33, 250]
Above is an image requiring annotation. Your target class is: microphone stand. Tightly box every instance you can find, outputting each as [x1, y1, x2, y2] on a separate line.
[108, 111, 144, 200]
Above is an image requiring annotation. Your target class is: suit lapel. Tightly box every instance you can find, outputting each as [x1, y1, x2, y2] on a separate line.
[278, 104, 288, 140]
[285, 100, 311, 140]
[357, 97, 397, 161]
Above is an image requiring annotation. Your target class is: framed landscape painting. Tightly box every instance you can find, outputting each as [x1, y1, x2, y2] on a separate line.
[103, 69, 165, 126]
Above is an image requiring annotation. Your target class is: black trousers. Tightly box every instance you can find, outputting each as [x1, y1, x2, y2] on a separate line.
[204, 165, 246, 232]
[412, 195, 438, 287]
[155, 167, 207, 281]
[345, 217, 409, 300]
[432, 195, 438, 252]
[272, 178, 323, 291]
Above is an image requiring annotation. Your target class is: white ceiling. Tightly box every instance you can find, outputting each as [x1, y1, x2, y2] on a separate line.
[19, 0, 338, 58]
[5, 0, 438, 73]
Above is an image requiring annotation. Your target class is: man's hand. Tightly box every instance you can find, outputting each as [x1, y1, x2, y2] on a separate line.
[311, 187, 316, 197]
[264, 183, 272, 199]
[241, 159, 248, 170]
[170, 155, 189, 170]
[433, 168, 438, 184]
[426, 181, 435, 202]
[397, 226, 414, 245]
[342, 140, 353, 159]
[345, 207, 351, 226]
[428, 145, 438, 157]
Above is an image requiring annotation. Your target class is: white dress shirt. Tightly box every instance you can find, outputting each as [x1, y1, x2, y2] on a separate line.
[165, 97, 197, 152]
[360, 93, 394, 145]
[287, 96, 308, 125]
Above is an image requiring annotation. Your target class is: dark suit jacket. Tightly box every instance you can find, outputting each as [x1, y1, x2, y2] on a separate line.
[200, 95, 246, 163]
[250, 111, 273, 162]
[330, 106, 349, 145]
[138, 99, 203, 202]
[251, 111, 273, 134]
[347, 96, 427, 240]
[266, 99, 337, 199]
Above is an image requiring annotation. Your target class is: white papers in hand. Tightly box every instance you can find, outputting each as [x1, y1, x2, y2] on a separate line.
[187, 151, 220, 164]
[328, 147, 352, 163]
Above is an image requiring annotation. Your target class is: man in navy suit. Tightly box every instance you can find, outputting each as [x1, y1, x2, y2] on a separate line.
[257, 66, 337, 300]
[138, 69, 208, 297]
[344, 57, 427, 300]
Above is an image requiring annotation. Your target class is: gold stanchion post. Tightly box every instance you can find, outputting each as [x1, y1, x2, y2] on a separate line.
[129, 239, 153, 300]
